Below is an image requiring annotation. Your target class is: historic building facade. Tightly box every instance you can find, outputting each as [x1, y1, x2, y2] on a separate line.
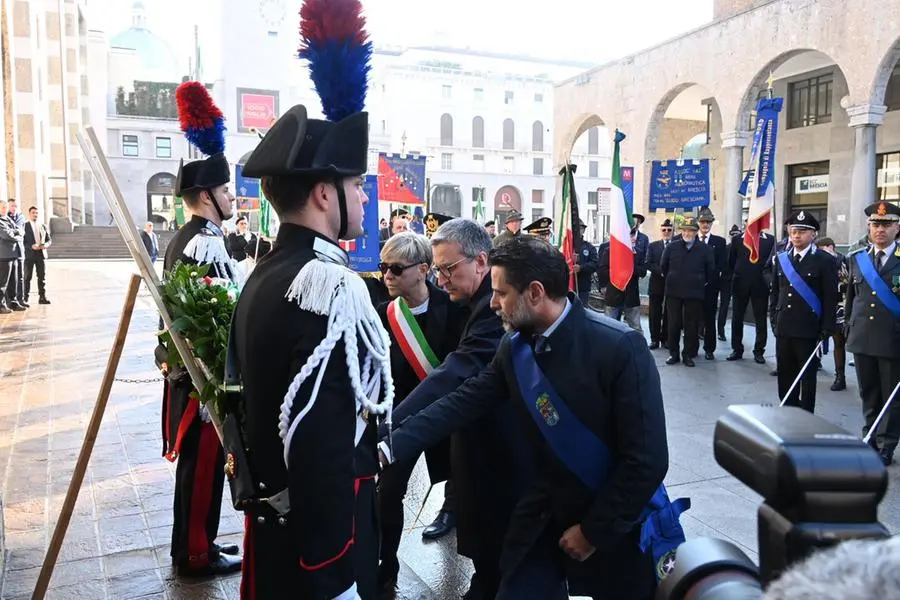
[2, 0, 95, 228]
[553, 0, 900, 245]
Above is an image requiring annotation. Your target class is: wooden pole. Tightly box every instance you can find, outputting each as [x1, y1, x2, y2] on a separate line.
[32, 274, 142, 600]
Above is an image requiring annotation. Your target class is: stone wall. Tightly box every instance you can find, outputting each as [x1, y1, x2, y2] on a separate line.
[713, 0, 774, 20]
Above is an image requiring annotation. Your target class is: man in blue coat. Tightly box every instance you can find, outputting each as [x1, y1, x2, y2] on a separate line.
[380, 235, 679, 600]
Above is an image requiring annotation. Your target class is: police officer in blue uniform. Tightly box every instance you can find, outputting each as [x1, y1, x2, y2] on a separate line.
[768, 210, 838, 413]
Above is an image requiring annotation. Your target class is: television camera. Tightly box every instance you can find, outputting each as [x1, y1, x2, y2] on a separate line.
[656, 405, 890, 599]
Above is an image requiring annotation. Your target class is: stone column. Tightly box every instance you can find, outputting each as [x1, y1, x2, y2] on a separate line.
[846, 104, 886, 245]
[721, 130, 750, 233]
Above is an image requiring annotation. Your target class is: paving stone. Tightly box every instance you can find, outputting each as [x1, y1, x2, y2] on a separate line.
[2, 261, 900, 599]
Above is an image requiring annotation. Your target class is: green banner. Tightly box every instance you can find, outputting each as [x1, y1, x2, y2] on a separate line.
[173, 196, 186, 227]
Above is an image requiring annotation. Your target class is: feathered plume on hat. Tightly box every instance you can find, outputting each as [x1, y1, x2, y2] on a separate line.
[298, 0, 372, 122]
[175, 81, 226, 156]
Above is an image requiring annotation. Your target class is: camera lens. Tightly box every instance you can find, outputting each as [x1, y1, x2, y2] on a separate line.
[656, 538, 763, 600]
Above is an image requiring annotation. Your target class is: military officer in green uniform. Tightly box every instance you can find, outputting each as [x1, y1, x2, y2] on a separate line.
[493, 210, 525, 248]
[845, 201, 900, 465]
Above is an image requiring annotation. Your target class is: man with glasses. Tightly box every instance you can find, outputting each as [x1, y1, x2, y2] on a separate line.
[379, 218, 531, 600]
[646, 219, 674, 350]
[374, 232, 468, 596]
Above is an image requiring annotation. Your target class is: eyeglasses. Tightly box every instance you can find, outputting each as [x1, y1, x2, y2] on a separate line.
[431, 256, 472, 279]
[378, 262, 421, 276]
[661, 228, 673, 232]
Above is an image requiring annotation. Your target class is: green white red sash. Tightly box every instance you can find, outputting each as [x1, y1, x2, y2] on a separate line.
[386, 297, 440, 380]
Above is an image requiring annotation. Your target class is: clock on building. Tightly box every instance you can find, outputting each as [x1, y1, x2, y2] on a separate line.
[258, 0, 285, 31]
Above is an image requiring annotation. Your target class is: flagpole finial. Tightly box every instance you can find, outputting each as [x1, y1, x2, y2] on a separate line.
[766, 71, 776, 98]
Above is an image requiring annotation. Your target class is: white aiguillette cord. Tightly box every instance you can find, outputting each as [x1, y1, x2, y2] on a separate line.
[278, 259, 394, 468]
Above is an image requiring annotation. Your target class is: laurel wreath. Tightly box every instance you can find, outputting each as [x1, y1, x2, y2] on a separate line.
[157, 261, 239, 420]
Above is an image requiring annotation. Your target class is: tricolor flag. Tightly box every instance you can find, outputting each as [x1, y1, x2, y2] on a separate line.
[609, 130, 634, 291]
[554, 164, 582, 292]
[741, 97, 783, 263]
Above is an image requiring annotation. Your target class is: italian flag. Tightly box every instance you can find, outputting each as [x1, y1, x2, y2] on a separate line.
[609, 130, 634, 291]
[555, 165, 578, 291]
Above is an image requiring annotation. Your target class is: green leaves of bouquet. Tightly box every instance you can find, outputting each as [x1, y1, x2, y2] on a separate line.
[157, 261, 239, 418]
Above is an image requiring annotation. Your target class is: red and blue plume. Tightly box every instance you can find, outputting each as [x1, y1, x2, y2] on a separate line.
[299, 0, 372, 122]
[175, 81, 226, 156]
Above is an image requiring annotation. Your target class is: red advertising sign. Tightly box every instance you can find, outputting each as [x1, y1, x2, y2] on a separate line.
[240, 93, 276, 130]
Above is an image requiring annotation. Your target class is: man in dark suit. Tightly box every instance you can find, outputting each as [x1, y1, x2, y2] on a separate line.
[379, 235, 679, 600]
[646, 219, 674, 349]
[696, 208, 727, 360]
[574, 220, 598, 306]
[374, 231, 468, 595]
[727, 227, 775, 364]
[717, 225, 742, 340]
[5, 198, 26, 309]
[845, 201, 900, 466]
[23, 205, 51, 305]
[769, 211, 838, 414]
[378, 218, 526, 600]
[141, 222, 159, 264]
[0, 199, 24, 313]
[661, 216, 714, 367]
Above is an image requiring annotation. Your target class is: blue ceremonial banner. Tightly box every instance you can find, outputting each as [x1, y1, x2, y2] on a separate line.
[341, 174, 381, 272]
[648, 159, 711, 211]
[620, 166, 635, 214]
[739, 98, 784, 199]
[234, 164, 261, 211]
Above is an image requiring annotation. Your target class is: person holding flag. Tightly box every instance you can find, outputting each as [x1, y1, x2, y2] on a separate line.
[555, 163, 582, 292]
[768, 210, 838, 413]
[728, 96, 783, 365]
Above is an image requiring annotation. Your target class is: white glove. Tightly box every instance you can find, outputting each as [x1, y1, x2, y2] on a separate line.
[199, 404, 212, 424]
[333, 583, 361, 600]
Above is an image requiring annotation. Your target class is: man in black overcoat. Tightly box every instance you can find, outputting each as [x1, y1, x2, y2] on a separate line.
[661, 216, 714, 367]
[727, 226, 776, 364]
[379, 236, 674, 600]
[696, 208, 727, 359]
[768, 210, 837, 414]
[377, 218, 532, 600]
[646, 219, 674, 349]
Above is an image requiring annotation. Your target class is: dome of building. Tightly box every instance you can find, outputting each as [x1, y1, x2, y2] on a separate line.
[109, 1, 182, 82]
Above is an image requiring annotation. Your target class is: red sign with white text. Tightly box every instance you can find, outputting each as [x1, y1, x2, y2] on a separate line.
[240, 94, 276, 130]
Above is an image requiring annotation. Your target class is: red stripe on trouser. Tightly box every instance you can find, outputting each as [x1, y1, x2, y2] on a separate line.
[299, 475, 377, 571]
[241, 514, 255, 600]
[165, 395, 199, 462]
[186, 421, 220, 569]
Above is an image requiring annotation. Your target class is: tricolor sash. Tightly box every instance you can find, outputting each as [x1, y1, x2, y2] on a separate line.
[777, 251, 822, 318]
[855, 251, 900, 319]
[509, 333, 690, 582]
[386, 297, 440, 380]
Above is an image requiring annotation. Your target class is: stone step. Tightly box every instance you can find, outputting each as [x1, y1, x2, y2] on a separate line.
[48, 227, 175, 260]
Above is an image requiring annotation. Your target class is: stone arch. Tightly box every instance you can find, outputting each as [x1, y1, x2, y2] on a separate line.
[643, 82, 721, 163]
[557, 113, 606, 165]
[146, 171, 177, 228]
[734, 48, 852, 132]
[869, 36, 900, 106]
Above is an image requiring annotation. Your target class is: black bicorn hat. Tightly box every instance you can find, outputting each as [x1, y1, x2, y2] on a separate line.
[524, 217, 553, 234]
[241, 105, 369, 180]
[865, 201, 900, 223]
[175, 155, 231, 197]
[785, 209, 820, 231]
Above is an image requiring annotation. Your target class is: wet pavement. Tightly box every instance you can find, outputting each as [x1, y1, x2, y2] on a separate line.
[1, 260, 899, 600]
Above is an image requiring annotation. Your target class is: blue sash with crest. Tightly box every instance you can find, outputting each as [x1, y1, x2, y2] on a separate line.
[509, 333, 690, 582]
[855, 251, 900, 319]
[776, 251, 822, 318]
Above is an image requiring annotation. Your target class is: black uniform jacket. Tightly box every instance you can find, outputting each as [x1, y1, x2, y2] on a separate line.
[387, 298, 668, 597]
[227, 231, 256, 261]
[846, 244, 900, 359]
[604, 247, 646, 309]
[384, 275, 533, 561]
[232, 223, 374, 598]
[769, 247, 838, 340]
[376, 280, 469, 482]
[158, 216, 230, 458]
[661, 238, 714, 301]
[646, 240, 669, 297]
[575, 240, 599, 294]
[728, 233, 775, 293]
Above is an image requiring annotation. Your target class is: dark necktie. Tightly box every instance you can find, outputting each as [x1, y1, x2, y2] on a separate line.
[793, 252, 802, 266]
[701, 235, 707, 244]
[875, 250, 885, 273]
[532, 335, 550, 355]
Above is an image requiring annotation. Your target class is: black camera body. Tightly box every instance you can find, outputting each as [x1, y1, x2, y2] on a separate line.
[657, 405, 890, 600]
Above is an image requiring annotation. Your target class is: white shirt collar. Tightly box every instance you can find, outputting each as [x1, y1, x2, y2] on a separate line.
[540, 298, 572, 339]
[793, 244, 813, 261]
[874, 242, 896, 262]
